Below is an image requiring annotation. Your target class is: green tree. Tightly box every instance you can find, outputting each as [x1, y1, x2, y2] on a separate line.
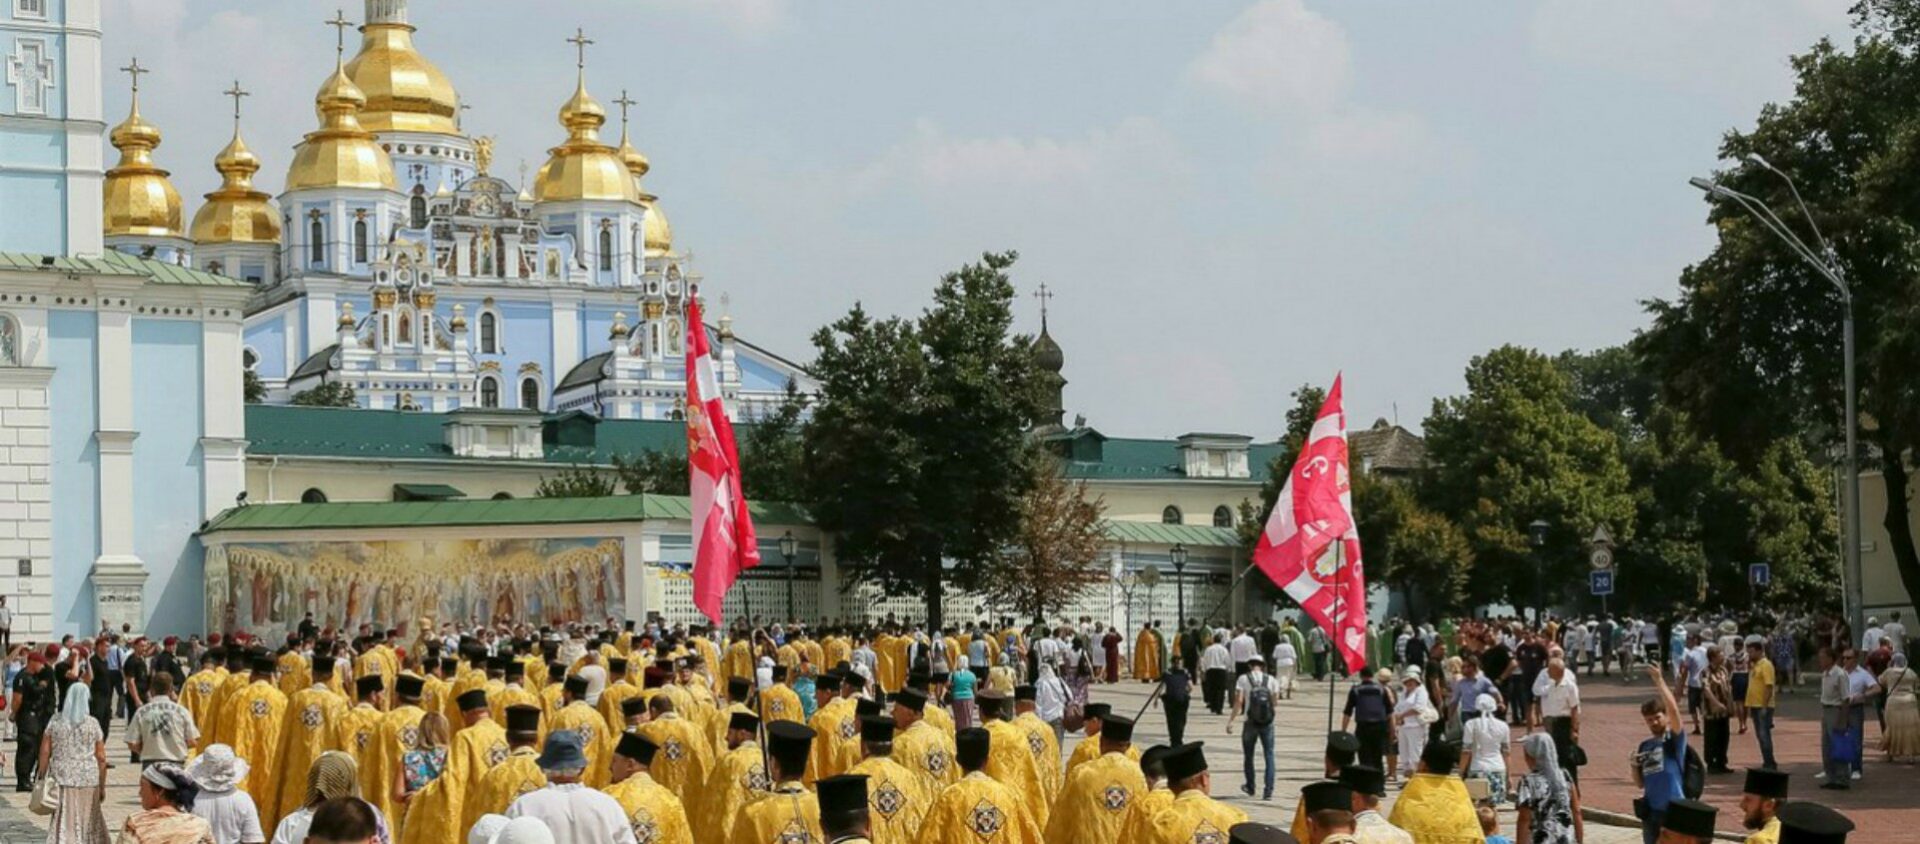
[290, 381, 356, 407]
[535, 466, 617, 498]
[243, 369, 267, 404]
[613, 449, 688, 495]
[803, 252, 1042, 628]
[1638, 0, 1920, 605]
[1422, 345, 1636, 616]
[978, 454, 1110, 620]
[740, 379, 809, 504]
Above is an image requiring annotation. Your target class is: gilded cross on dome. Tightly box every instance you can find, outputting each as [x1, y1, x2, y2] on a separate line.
[567, 27, 594, 69]
[119, 56, 147, 92]
[323, 10, 355, 58]
[223, 80, 249, 121]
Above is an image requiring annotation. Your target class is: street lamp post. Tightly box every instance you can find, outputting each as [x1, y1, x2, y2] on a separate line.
[1170, 544, 1189, 627]
[1690, 169, 1863, 638]
[1529, 519, 1550, 626]
[779, 530, 798, 624]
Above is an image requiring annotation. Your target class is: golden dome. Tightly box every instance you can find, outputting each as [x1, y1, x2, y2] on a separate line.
[342, 17, 459, 134]
[102, 92, 184, 238]
[533, 74, 640, 204]
[285, 62, 397, 192]
[616, 129, 650, 178]
[641, 195, 672, 257]
[191, 124, 282, 245]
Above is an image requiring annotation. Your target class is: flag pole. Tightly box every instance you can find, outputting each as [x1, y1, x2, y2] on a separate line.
[1327, 541, 1342, 731]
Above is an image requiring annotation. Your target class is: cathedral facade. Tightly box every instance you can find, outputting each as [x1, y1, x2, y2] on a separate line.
[119, 0, 812, 421]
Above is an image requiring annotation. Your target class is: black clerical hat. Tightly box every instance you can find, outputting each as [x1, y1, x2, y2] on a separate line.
[956, 727, 990, 770]
[564, 675, 589, 697]
[729, 710, 761, 733]
[1085, 702, 1112, 721]
[817, 774, 869, 815]
[859, 715, 895, 743]
[1163, 742, 1208, 782]
[505, 704, 541, 734]
[615, 733, 658, 766]
[893, 688, 928, 712]
[355, 675, 384, 696]
[1745, 768, 1789, 799]
[1101, 714, 1135, 743]
[456, 689, 489, 712]
[1301, 780, 1352, 813]
[1663, 800, 1718, 839]
[394, 674, 424, 699]
[1339, 765, 1385, 797]
[1777, 802, 1854, 844]
[1229, 822, 1298, 844]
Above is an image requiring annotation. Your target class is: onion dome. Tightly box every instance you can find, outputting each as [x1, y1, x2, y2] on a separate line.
[533, 69, 640, 204]
[285, 52, 397, 192]
[191, 114, 281, 244]
[640, 196, 673, 257]
[1033, 323, 1065, 372]
[342, 9, 459, 134]
[102, 79, 184, 237]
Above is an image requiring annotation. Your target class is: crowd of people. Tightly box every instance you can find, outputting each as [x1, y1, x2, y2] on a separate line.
[0, 607, 1895, 844]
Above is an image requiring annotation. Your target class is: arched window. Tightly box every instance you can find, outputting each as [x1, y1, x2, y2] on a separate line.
[0, 314, 18, 366]
[479, 312, 498, 354]
[491, 492, 514, 500]
[1161, 506, 1182, 525]
[598, 228, 613, 271]
[519, 377, 540, 409]
[397, 312, 412, 344]
[410, 190, 427, 228]
[1212, 506, 1234, 528]
[479, 376, 500, 408]
[300, 488, 329, 504]
[309, 219, 325, 265]
[353, 219, 369, 263]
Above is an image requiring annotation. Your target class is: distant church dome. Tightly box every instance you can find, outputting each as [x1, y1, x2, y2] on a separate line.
[102, 85, 184, 237]
[1033, 325, 1065, 372]
[285, 57, 397, 192]
[342, 0, 459, 134]
[191, 121, 281, 244]
[534, 70, 640, 204]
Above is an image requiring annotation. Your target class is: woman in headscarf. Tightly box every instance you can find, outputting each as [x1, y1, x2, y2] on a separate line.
[120, 763, 214, 844]
[949, 656, 979, 729]
[1034, 658, 1070, 746]
[38, 682, 107, 844]
[270, 752, 392, 844]
[1459, 693, 1510, 804]
[1880, 652, 1918, 761]
[1514, 733, 1580, 844]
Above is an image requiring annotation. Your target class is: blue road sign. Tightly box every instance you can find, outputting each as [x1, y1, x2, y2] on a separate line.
[1591, 570, 1614, 596]
[1749, 563, 1770, 586]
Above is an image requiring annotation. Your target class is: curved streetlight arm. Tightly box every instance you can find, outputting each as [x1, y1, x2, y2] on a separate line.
[1692, 178, 1848, 299]
[1747, 154, 1837, 261]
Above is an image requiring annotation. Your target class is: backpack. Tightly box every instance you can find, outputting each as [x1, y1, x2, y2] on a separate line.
[1246, 675, 1275, 726]
[1681, 743, 1706, 800]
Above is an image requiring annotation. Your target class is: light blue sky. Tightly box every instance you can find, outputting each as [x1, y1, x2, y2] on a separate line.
[105, 0, 1853, 437]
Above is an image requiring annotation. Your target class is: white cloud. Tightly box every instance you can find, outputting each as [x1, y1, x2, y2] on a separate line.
[1188, 0, 1352, 114]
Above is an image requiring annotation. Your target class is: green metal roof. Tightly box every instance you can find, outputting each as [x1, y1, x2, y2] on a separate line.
[1101, 520, 1242, 547]
[245, 405, 686, 464]
[0, 250, 249, 287]
[200, 493, 812, 534]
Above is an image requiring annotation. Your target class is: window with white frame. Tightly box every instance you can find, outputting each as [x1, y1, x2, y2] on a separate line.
[15, 1, 47, 21]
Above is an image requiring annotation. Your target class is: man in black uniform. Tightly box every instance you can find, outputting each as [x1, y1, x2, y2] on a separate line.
[10, 651, 56, 790]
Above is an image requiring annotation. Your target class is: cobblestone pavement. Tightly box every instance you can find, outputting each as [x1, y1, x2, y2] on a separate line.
[1548, 668, 1913, 840]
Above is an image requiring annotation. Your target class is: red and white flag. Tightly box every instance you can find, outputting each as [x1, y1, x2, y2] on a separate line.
[1251, 374, 1368, 672]
[686, 297, 760, 625]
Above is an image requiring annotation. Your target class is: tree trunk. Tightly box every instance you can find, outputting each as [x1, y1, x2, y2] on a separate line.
[1878, 452, 1920, 613]
[924, 562, 945, 633]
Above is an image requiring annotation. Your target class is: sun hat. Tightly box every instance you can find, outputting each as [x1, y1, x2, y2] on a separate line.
[184, 744, 249, 793]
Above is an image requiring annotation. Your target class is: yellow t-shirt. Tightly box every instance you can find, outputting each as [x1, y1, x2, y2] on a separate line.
[1746, 657, 1776, 708]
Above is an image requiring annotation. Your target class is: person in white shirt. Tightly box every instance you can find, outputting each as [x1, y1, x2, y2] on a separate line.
[1271, 638, 1298, 700]
[1863, 618, 1886, 655]
[507, 730, 638, 844]
[1531, 657, 1582, 781]
[1459, 693, 1511, 803]
[1883, 612, 1908, 655]
[1200, 639, 1233, 715]
[1229, 627, 1258, 676]
[185, 744, 266, 844]
[1227, 656, 1284, 800]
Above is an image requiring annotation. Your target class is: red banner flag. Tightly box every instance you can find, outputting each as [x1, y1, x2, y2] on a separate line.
[1251, 374, 1367, 672]
[686, 297, 760, 625]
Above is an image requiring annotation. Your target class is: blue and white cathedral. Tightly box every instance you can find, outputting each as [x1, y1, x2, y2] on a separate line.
[123, 0, 812, 420]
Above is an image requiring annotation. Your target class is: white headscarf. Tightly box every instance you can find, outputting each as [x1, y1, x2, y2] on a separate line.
[57, 682, 90, 727]
[1522, 732, 1567, 804]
